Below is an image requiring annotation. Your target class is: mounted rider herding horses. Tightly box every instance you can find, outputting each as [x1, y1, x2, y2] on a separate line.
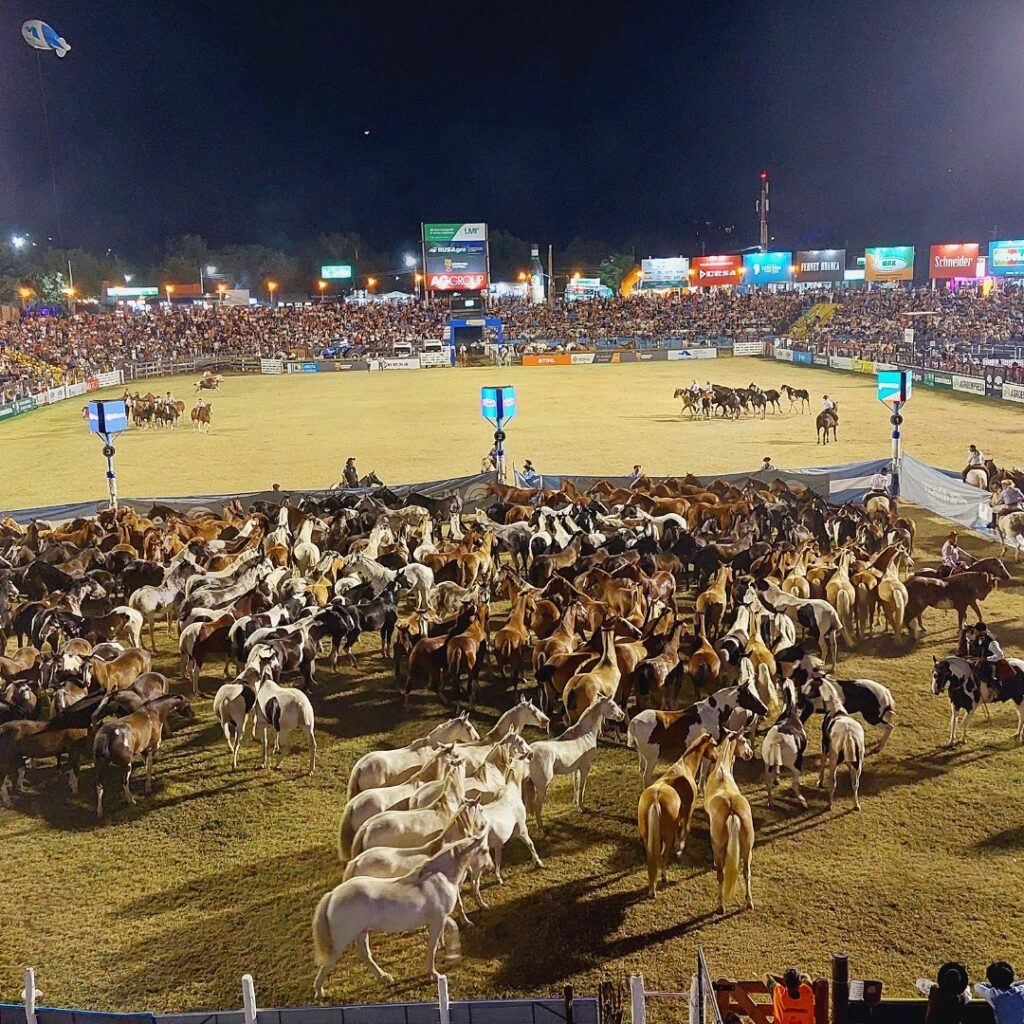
[990, 478, 1024, 531]
[962, 444, 984, 483]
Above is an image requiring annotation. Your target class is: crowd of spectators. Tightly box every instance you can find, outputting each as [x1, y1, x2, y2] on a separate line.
[5, 284, 1024, 403]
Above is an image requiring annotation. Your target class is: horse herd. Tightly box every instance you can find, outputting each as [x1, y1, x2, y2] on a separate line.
[121, 392, 214, 431]
[2, 470, 1023, 993]
[672, 382, 840, 444]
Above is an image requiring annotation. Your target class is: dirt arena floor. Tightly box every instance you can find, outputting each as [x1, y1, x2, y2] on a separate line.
[4, 358, 1024, 508]
[1, 359, 1023, 1012]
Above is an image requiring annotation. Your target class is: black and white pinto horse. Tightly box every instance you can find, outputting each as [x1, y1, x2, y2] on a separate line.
[931, 655, 1024, 746]
[780, 384, 810, 413]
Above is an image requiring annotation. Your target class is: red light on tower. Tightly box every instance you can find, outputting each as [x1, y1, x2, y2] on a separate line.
[760, 169, 769, 182]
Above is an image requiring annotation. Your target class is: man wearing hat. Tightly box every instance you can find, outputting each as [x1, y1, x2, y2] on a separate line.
[342, 457, 360, 488]
[916, 962, 971, 1022]
[761, 456, 777, 471]
[991, 477, 1024, 531]
[972, 621, 1008, 695]
[520, 459, 541, 489]
[961, 443, 984, 482]
[821, 394, 835, 413]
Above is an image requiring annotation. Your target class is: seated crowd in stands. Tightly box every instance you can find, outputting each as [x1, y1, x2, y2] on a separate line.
[3, 283, 1024, 401]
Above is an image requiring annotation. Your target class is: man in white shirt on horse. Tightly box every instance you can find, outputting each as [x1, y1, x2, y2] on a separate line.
[821, 394, 835, 413]
[961, 444, 984, 482]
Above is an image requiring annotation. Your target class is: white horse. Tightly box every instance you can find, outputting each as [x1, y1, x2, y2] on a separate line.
[761, 680, 808, 808]
[346, 714, 480, 798]
[312, 834, 493, 994]
[965, 467, 988, 489]
[253, 670, 317, 773]
[349, 777, 467, 857]
[522, 695, 625, 835]
[212, 670, 259, 769]
[344, 552, 434, 611]
[818, 680, 865, 811]
[989, 504, 1024, 560]
[476, 760, 545, 881]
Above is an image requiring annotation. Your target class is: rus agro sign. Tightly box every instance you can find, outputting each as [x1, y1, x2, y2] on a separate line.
[877, 370, 912, 405]
[480, 385, 516, 427]
[424, 223, 489, 292]
[321, 265, 353, 280]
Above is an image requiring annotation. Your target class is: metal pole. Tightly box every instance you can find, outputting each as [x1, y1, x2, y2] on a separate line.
[437, 973, 450, 1024]
[102, 431, 118, 510]
[494, 425, 506, 484]
[241, 974, 257, 1024]
[22, 967, 39, 1024]
[628, 975, 646, 1024]
[831, 954, 850, 1024]
[890, 398, 902, 499]
[548, 244, 555, 309]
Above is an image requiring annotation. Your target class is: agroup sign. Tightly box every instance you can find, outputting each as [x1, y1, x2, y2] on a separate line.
[640, 257, 689, 287]
[321, 265, 353, 280]
[865, 246, 915, 281]
[480, 385, 516, 426]
[793, 249, 845, 283]
[987, 240, 1024, 277]
[928, 244, 979, 279]
[877, 369, 912, 405]
[423, 222, 489, 292]
[691, 254, 743, 287]
[742, 250, 793, 285]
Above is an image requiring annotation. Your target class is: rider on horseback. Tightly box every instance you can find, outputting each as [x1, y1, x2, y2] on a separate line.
[941, 531, 974, 573]
[970, 622, 1009, 695]
[761, 456, 776, 471]
[991, 478, 1024, 531]
[342, 458, 360, 488]
[865, 466, 890, 501]
[961, 444, 984, 482]
[821, 394, 835, 413]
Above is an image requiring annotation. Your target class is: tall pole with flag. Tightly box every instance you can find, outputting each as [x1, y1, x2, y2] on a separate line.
[86, 399, 129, 509]
[480, 385, 517, 483]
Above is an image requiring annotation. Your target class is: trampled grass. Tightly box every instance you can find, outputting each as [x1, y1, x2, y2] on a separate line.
[1, 359, 1022, 1012]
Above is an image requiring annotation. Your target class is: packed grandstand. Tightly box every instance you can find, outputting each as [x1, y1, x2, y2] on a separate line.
[3, 285, 1024, 403]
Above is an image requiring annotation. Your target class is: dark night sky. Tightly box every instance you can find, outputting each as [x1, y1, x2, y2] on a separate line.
[2, 1, 1024, 258]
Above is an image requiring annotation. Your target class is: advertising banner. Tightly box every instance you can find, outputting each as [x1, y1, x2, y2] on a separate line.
[321, 265, 353, 280]
[742, 251, 793, 285]
[929, 244, 980, 279]
[813, 353, 830, 366]
[952, 373, 985, 396]
[66, 381, 88, 398]
[793, 249, 845, 283]
[851, 358, 875, 373]
[377, 357, 421, 370]
[640, 257, 689, 287]
[286, 361, 320, 373]
[984, 368, 1004, 397]
[733, 340, 766, 356]
[522, 354, 571, 367]
[0, 404, 17, 420]
[988, 240, 1024, 277]
[260, 358, 284, 374]
[692, 254, 743, 286]
[423, 223, 488, 292]
[634, 350, 670, 361]
[865, 246, 915, 282]
[1002, 382, 1024, 404]
[793, 351, 813, 365]
[930, 371, 953, 388]
[774, 348, 794, 362]
[830, 356, 853, 370]
[667, 349, 717, 360]
[570, 352, 597, 365]
[85, 378, 100, 392]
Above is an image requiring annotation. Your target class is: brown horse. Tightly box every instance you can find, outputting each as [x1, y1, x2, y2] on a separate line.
[637, 733, 715, 897]
[816, 402, 839, 444]
[93, 693, 194, 816]
[191, 402, 212, 432]
[704, 733, 756, 913]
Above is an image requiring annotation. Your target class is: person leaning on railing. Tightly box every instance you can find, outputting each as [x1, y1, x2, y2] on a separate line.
[766, 967, 815, 1023]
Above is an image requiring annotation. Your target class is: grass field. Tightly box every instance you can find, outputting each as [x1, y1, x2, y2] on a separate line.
[1, 359, 1023, 1013]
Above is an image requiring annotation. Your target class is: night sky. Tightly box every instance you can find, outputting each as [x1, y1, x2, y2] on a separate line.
[2, 1, 1023, 257]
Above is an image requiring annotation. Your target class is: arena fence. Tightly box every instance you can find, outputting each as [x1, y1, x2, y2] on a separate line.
[0, 971, 598, 1024]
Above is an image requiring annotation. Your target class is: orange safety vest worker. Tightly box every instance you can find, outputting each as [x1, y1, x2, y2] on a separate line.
[772, 983, 815, 1023]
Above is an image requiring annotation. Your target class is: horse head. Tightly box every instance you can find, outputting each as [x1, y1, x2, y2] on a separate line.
[931, 655, 952, 696]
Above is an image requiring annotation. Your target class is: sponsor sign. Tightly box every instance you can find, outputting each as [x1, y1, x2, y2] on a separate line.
[260, 358, 284, 374]
[635, 350, 668, 361]
[865, 246, 915, 282]
[522, 354, 570, 367]
[378, 357, 421, 370]
[286, 361, 320, 373]
[930, 371, 953, 388]
[1002, 381, 1024, 404]
[851, 358, 875, 374]
[13, 397, 37, 414]
[480, 385, 517, 426]
[952, 373, 985, 396]
[984, 368, 1004, 397]
[830, 356, 853, 370]
[593, 352, 616, 364]
[0, 404, 17, 420]
[423, 223, 488, 292]
[987, 240, 1024, 277]
[742, 251, 793, 285]
[904, 328, 915, 347]
[794, 351, 813, 365]
[929, 244, 980, 279]
[813, 353, 830, 366]
[691, 254, 743, 286]
[85, 378, 100, 392]
[793, 249, 845, 283]
[667, 348, 717, 360]
[570, 352, 596, 365]
[320, 264, 353, 280]
[66, 381, 88, 398]
[105, 286, 160, 298]
[774, 348, 794, 362]
[733, 340, 766, 357]
[877, 369, 912, 405]
[419, 349, 453, 368]
[640, 257, 689, 287]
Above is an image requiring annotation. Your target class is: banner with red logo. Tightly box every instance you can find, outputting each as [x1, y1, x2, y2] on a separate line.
[929, 243, 979, 279]
[691, 254, 743, 287]
[428, 272, 489, 292]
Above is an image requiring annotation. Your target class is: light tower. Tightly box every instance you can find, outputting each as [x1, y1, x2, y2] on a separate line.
[757, 170, 770, 252]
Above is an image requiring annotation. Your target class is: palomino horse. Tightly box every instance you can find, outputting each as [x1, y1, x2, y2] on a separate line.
[965, 467, 988, 489]
[780, 383, 810, 413]
[191, 401, 212, 431]
[312, 833, 493, 993]
[704, 732, 756, 913]
[637, 733, 715, 897]
[816, 403, 839, 444]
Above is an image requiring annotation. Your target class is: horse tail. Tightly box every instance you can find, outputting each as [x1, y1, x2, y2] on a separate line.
[722, 813, 742, 904]
[312, 891, 334, 966]
[338, 805, 356, 861]
[349, 821, 369, 859]
[266, 696, 282, 732]
[645, 800, 661, 892]
[345, 763, 362, 802]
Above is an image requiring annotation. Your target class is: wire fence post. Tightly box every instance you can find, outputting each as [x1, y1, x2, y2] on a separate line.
[241, 973, 257, 1024]
[629, 976, 645, 1024]
[437, 973, 450, 1024]
[22, 967, 39, 1024]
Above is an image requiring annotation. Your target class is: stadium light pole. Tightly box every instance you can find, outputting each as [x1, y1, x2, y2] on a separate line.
[18, 287, 33, 309]
[757, 170, 770, 253]
[318, 279, 328, 302]
[267, 280, 278, 306]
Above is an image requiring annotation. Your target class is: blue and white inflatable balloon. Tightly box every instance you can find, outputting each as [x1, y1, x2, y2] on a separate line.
[21, 19, 71, 58]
